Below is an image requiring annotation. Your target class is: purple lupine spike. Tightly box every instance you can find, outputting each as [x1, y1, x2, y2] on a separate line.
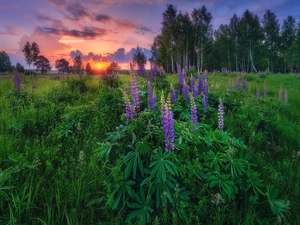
[170, 84, 177, 103]
[14, 74, 21, 92]
[190, 76, 198, 98]
[130, 70, 140, 114]
[264, 80, 268, 97]
[228, 79, 232, 92]
[242, 77, 247, 90]
[198, 74, 203, 95]
[204, 70, 208, 80]
[236, 77, 240, 91]
[203, 78, 209, 110]
[149, 64, 158, 82]
[148, 80, 153, 109]
[183, 80, 189, 103]
[284, 89, 288, 104]
[218, 98, 224, 130]
[151, 91, 157, 110]
[256, 86, 260, 101]
[190, 93, 198, 131]
[278, 84, 283, 102]
[120, 88, 134, 123]
[161, 94, 175, 152]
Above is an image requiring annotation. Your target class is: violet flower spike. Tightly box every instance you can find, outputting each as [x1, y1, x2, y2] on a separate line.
[130, 71, 140, 114]
[198, 74, 203, 95]
[218, 98, 224, 130]
[183, 80, 189, 103]
[120, 88, 134, 123]
[203, 78, 209, 110]
[170, 84, 177, 103]
[190, 93, 198, 131]
[14, 74, 21, 92]
[161, 94, 175, 152]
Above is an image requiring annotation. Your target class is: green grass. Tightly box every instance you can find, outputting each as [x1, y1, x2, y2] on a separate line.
[0, 72, 300, 224]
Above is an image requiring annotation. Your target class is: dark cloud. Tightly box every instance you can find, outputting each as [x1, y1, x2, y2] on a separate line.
[47, 0, 67, 7]
[94, 14, 111, 22]
[66, 2, 90, 20]
[136, 26, 154, 35]
[36, 26, 107, 39]
[70, 47, 152, 64]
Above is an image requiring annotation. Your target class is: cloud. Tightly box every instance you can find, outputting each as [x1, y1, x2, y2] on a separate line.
[36, 26, 107, 39]
[65, 2, 90, 20]
[0, 26, 20, 36]
[47, 0, 67, 7]
[94, 14, 111, 22]
[69, 47, 152, 64]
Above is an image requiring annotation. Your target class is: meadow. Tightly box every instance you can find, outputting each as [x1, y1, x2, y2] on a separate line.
[0, 70, 300, 225]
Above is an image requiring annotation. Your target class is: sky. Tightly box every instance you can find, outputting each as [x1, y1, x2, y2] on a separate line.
[0, 0, 300, 70]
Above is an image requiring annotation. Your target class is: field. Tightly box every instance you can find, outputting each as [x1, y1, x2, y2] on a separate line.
[0, 71, 300, 224]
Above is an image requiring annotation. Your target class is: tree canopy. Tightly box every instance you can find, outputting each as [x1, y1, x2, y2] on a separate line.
[0, 51, 12, 72]
[55, 58, 70, 73]
[34, 55, 51, 73]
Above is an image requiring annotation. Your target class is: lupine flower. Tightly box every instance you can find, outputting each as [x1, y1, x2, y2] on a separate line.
[228, 79, 232, 92]
[198, 74, 203, 95]
[138, 63, 146, 77]
[236, 77, 240, 91]
[120, 88, 134, 123]
[284, 89, 288, 104]
[190, 76, 198, 98]
[148, 80, 156, 110]
[203, 78, 209, 110]
[170, 84, 177, 103]
[190, 93, 198, 131]
[256, 86, 260, 101]
[242, 77, 247, 90]
[278, 84, 283, 102]
[264, 80, 268, 97]
[149, 64, 158, 82]
[32, 81, 36, 91]
[218, 98, 224, 130]
[130, 71, 140, 114]
[14, 74, 21, 92]
[183, 80, 189, 103]
[204, 70, 208, 80]
[161, 94, 175, 152]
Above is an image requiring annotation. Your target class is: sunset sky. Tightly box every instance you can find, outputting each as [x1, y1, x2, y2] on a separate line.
[0, 0, 299, 70]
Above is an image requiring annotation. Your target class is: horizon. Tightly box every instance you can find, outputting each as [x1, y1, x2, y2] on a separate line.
[1, 0, 300, 70]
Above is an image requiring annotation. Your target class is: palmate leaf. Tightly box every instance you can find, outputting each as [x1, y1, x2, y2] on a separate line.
[247, 171, 264, 197]
[265, 185, 286, 218]
[121, 147, 144, 179]
[126, 187, 153, 225]
[225, 157, 246, 178]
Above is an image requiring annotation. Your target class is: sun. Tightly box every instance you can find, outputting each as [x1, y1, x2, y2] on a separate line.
[98, 66, 101, 69]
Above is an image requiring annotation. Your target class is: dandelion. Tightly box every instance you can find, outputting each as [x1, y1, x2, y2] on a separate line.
[284, 89, 288, 104]
[120, 88, 134, 123]
[161, 94, 175, 152]
[190, 93, 198, 131]
[14, 74, 21, 92]
[218, 98, 224, 130]
[130, 70, 140, 114]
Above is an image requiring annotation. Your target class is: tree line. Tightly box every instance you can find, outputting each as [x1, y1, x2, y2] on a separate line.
[150, 4, 300, 74]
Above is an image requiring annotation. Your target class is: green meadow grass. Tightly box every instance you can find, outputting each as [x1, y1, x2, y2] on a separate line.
[0, 72, 300, 224]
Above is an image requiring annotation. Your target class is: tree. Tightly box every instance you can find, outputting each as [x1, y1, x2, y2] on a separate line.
[86, 62, 93, 75]
[55, 58, 70, 73]
[192, 5, 213, 72]
[73, 55, 82, 74]
[133, 46, 147, 76]
[106, 62, 120, 74]
[22, 41, 40, 73]
[34, 55, 51, 73]
[0, 51, 12, 72]
[16, 62, 25, 73]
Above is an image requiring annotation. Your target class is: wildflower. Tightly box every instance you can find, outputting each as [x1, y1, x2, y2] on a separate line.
[242, 76, 247, 90]
[198, 74, 203, 95]
[264, 80, 268, 97]
[228, 79, 232, 92]
[236, 77, 240, 91]
[170, 84, 177, 103]
[147, 80, 156, 110]
[218, 98, 224, 130]
[120, 88, 134, 123]
[278, 84, 283, 101]
[161, 94, 175, 152]
[14, 74, 21, 92]
[284, 89, 288, 104]
[130, 70, 140, 114]
[256, 86, 260, 101]
[183, 80, 189, 103]
[190, 93, 198, 130]
[203, 78, 209, 110]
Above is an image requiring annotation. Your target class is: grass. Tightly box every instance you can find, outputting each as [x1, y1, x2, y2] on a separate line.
[0, 72, 300, 224]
